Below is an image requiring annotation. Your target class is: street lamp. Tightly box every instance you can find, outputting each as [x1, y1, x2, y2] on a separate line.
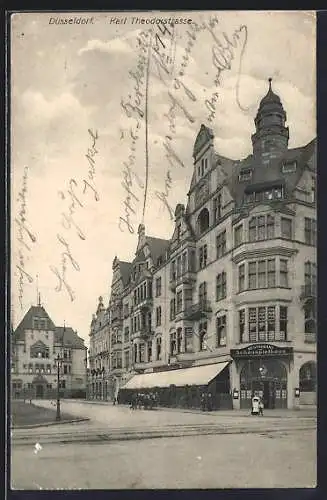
[55, 352, 63, 421]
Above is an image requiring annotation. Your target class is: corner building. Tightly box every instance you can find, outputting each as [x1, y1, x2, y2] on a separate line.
[89, 80, 316, 410]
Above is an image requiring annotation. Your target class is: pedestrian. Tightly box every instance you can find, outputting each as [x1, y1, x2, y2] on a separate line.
[251, 393, 260, 416]
[200, 392, 206, 411]
[259, 397, 264, 416]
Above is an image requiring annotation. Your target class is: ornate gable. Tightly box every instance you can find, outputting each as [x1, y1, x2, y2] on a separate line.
[193, 124, 214, 158]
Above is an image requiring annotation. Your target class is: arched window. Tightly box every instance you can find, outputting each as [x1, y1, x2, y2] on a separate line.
[299, 362, 316, 392]
[197, 208, 210, 235]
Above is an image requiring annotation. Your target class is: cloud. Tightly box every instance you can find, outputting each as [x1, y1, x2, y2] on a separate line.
[78, 37, 134, 56]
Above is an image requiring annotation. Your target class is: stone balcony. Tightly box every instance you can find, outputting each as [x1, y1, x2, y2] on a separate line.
[170, 271, 196, 291]
[183, 300, 212, 321]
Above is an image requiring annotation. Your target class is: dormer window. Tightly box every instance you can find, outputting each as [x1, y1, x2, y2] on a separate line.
[282, 161, 297, 173]
[239, 168, 253, 182]
[245, 183, 284, 204]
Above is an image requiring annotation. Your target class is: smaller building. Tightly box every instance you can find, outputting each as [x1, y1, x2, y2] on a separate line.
[11, 301, 87, 399]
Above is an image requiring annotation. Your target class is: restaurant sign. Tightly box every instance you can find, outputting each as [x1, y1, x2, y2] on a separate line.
[230, 343, 293, 359]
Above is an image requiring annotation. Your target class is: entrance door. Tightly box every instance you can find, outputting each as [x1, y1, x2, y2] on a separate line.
[240, 359, 287, 409]
[35, 384, 44, 398]
[263, 381, 276, 409]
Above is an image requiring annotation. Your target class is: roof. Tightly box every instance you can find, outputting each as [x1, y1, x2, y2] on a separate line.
[222, 138, 316, 207]
[122, 361, 230, 390]
[119, 261, 132, 286]
[12, 305, 85, 349]
[13, 305, 56, 342]
[55, 327, 86, 349]
[146, 236, 170, 265]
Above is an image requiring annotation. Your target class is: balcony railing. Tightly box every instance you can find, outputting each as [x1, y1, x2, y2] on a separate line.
[139, 297, 153, 310]
[131, 327, 153, 340]
[183, 300, 212, 321]
[304, 332, 316, 343]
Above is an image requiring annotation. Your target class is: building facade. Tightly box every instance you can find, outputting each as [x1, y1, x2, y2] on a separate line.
[88, 80, 316, 410]
[11, 301, 87, 399]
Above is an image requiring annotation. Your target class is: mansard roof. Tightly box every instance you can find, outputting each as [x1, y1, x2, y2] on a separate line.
[188, 137, 315, 208]
[227, 138, 316, 206]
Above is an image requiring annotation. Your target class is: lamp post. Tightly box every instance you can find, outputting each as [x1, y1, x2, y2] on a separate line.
[55, 352, 63, 421]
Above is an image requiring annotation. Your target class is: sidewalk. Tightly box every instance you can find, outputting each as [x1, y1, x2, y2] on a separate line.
[61, 398, 317, 419]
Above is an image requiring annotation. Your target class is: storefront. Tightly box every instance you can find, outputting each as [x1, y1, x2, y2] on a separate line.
[119, 361, 232, 410]
[231, 344, 293, 410]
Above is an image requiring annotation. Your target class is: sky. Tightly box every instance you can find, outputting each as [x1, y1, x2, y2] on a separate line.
[11, 10, 316, 346]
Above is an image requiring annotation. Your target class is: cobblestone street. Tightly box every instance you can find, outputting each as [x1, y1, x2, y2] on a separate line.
[11, 400, 316, 489]
[11, 429, 316, 489]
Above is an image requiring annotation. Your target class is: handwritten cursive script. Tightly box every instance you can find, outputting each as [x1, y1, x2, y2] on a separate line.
[119, 31, 150, 234]
[50, 129, 100, 301]
[15, 166, 36, 309]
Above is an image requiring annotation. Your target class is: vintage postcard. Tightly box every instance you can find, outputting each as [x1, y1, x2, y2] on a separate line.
[10, 10, 316, 489]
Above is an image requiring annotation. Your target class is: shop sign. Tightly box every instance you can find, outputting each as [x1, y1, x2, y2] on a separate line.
[230, 343, 293, 359]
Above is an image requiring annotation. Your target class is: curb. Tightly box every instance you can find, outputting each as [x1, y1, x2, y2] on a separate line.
[12, 417, 90, 429]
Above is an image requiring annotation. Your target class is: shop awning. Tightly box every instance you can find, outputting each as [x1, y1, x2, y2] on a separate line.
[122, 362, 230, 390]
